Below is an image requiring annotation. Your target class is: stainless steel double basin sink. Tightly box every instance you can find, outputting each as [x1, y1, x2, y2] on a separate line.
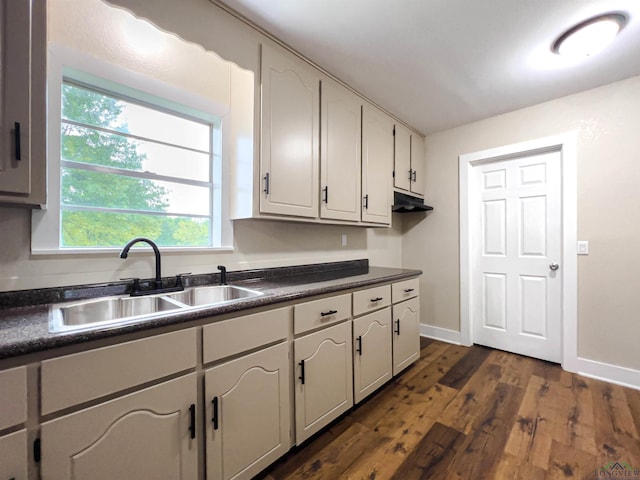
[49, 285, 264, 333]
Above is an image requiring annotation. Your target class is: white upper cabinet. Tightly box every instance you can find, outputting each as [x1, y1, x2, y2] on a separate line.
[320, 78, 362, 222]
[260, 43, 319, 218]
[362, 103, 393, 225]
[0, 0, 45, 206]
[394, 123, 426, 197]
[394, 124, 412, 192]
[410, 133, 426, 196]
[247, 41, 415, 226]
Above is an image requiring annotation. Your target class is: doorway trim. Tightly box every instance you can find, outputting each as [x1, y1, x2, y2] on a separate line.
[459, 133, 577, 372]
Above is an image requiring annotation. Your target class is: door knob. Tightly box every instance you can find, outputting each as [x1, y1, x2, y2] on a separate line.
[549, 263, 559, 271]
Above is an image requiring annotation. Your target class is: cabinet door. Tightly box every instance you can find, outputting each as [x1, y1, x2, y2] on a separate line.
[41, 374, 197, 480]
[410, 133, 426, 196]
[0, 365, 27, 430]
[320, 78, 361, 222]
[0, 0, 31, 195]
[362, 103, 392, 225]
[353, 307, 392, 404]
[260, 43, 319, 218]
[294, 321, 353, 445]
[205, 342, 291, 480]
[394, 124, 412, 192]
[392, 297, 421, 376]
[0, 429, 28, 479]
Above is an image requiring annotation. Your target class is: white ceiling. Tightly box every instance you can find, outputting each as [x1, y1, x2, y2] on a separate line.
[218, 0, 640, 134]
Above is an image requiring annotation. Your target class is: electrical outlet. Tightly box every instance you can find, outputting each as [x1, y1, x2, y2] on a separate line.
[341, 233, 347, 247]
[577, 240, 589, 255]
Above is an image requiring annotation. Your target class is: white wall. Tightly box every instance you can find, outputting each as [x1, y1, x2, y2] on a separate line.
[0, 0, 403, 292]
[403, 75, 640, 372]
[1, 207, 401, 291]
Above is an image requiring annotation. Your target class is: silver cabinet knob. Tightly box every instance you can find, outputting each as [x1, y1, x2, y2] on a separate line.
[549, 263, 559, 271]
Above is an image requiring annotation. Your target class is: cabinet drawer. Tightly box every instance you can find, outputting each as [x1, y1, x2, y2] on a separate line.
[0, 366, 27, 430]
[203, 307, 290, 364]
[294, 293, 351, 335]
[353, 284, 391, 316]
[392, 278, 419, 303]
[42, 328, 197, 415]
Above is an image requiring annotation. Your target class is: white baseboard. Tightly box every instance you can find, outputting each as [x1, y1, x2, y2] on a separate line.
[420, 325, 640, 391]
[420, 324, 462, 345]
[575, 357, 640, 391]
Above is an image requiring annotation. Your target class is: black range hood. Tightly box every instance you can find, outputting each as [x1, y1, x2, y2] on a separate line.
[392, 191, 434, 213]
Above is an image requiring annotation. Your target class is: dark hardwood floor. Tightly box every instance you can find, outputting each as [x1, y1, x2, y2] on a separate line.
[258, 338, 640, 479]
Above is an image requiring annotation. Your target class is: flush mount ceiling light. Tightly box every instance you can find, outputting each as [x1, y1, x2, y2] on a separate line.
[552, 12, 628, 58]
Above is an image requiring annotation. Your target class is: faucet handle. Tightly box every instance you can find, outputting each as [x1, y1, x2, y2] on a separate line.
[120, 277, 141, 292]
[175, 273, 191, 288]
[217, 265, 227, 285]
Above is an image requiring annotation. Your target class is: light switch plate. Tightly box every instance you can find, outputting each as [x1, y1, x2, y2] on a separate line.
[577, 240, 589, 255]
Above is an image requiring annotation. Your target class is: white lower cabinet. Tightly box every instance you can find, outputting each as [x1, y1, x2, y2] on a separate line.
[0, 429, 28, 479]
[40, 373, 198, 480]
[353, 307, 393, 404]
[0, 365, 28, 479]
[0, 278, 422, 479]
[205, 342, 291, 480]
[392, 297, 421, 375]
[294, 321, 353, 445]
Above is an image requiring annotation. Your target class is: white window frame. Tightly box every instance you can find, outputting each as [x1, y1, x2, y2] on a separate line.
[32, 44, 234, 254]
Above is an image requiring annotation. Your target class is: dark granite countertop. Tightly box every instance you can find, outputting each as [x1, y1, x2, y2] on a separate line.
[0, 260, 421, 361]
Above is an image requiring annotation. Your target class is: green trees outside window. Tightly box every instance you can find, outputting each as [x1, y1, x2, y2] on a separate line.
[60, 82, 213, 248]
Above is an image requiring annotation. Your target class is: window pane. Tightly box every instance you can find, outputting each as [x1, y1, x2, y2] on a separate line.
[61, 168, 211, 216]
[62, 82, 211, 152]
[59, 79, 218, 249]
[61, 210, 211, 248]
[62, 123, 210, 182]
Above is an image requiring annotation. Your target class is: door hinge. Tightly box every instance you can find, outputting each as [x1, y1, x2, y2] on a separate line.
[33, 438, 41, 463]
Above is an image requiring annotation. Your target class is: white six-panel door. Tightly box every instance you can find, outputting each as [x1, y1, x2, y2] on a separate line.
[471, 151, 562, 362]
